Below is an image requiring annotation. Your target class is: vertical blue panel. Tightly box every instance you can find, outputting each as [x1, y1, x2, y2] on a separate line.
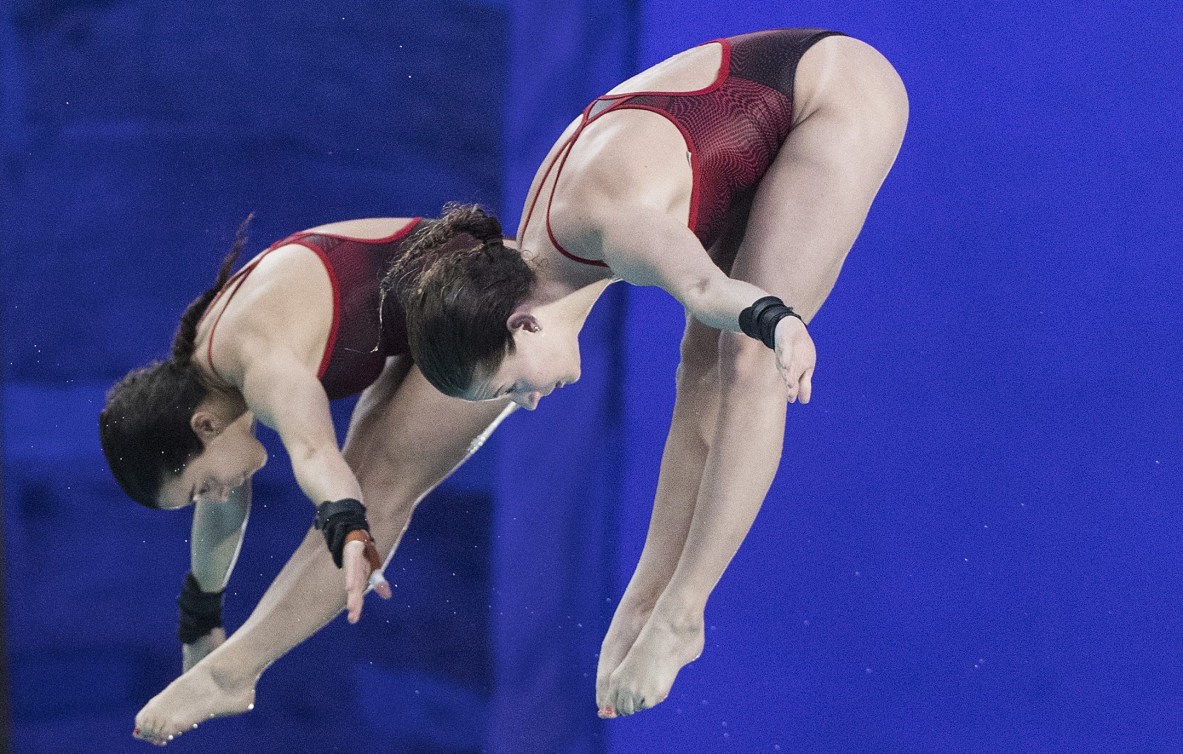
[490, 0, 635, 751]
[0, 1, 14, 735]
[501, 0, 639, 228]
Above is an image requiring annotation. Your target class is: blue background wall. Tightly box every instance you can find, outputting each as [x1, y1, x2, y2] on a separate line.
[3, 1, 1181, 753]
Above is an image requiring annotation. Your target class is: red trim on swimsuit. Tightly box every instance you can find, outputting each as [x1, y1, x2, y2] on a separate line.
[524, 30, 842, 268]
[198, 218, 421, 388]
[202, 252, 274, 383]
[284, 239, 341, 380]
[523, 39, 731, 268]
[302, 224, 418, 245]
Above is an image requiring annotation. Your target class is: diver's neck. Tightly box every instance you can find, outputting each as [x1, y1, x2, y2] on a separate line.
[202, 379, 252, 424]
[529, 269, 617, 332]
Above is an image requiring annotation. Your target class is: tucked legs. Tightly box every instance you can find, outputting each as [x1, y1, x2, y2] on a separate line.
[134, 361, 513, 744]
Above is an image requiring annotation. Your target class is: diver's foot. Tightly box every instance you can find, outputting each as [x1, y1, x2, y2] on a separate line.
[601, 608, 704, 718]
[133, 661, 257, 745]
[595, 605, 651, 715]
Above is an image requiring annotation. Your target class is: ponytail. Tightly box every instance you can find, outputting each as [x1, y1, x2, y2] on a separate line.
[383, 203, 503, 307]
[380, 204, 534, 396]
[170, 213, 252, 365]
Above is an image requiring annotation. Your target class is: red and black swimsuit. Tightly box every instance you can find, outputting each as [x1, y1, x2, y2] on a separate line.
[201, 219, 423, 400]
[523, 28, 844, 264]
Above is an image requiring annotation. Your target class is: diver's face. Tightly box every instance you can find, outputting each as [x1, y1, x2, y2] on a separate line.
[466, 320, 581, 411]
[156, 413, 268, 510]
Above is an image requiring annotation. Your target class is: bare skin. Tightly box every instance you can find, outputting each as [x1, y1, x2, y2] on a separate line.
[135, 362, 513, 745]
[491, 33, 909, 717]
[180, 487, 250, 672]
[135, 29, 910, 738]
[132, 218, 516, 744]
[154, 219, 419, 622]
[181, 628, 225, 672]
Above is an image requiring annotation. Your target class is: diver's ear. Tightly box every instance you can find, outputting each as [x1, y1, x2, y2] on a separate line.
[507, 311, 541, 333]
[190, 410, 223, 443]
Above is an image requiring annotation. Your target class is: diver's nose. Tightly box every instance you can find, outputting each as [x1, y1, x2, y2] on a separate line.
[514, 391, 542, 411]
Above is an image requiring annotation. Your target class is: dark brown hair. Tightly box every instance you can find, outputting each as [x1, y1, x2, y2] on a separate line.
[98, 217, 251, 508]
[383, 204, 535, 396]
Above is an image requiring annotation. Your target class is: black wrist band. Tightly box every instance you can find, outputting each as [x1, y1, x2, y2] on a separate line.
[313, 498, 371, 568]
[738, 295, 804, 349]
[177, 571, 224, 644]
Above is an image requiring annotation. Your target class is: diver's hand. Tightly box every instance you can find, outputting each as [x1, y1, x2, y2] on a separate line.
[343, 532, 392, 623]
[773, 315, 816, 404]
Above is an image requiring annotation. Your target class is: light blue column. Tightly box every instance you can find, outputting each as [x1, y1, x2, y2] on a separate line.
[490, 1, 636, 751]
